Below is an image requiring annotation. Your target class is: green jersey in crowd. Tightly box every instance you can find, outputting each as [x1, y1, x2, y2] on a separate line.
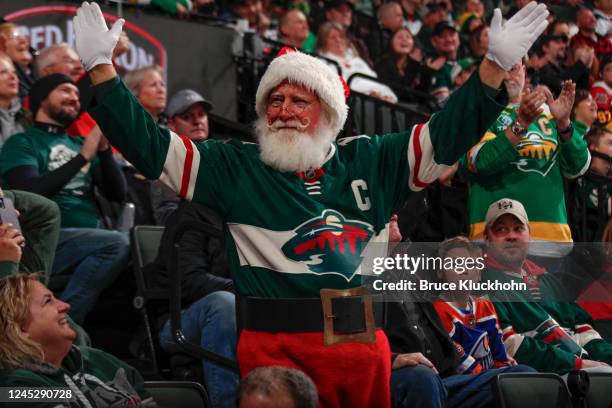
[462, 104, 590, 257]
[0, 127, 100, 228]
[0, 346, 154, 407]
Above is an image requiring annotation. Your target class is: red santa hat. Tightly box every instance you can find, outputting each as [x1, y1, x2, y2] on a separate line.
[255, 48, 349, 137]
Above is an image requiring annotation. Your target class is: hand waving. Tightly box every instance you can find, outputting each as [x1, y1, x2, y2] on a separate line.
[486, 2, 549, 71]
[73, 2, 125, 70]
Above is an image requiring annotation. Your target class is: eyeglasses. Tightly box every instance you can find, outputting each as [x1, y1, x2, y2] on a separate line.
[267, 97, 317, 116]
[2, 31, 27, 41]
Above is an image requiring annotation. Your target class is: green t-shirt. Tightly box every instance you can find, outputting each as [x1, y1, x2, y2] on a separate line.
[0, 128, 99, 228]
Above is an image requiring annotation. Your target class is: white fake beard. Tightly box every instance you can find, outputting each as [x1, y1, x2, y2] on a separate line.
[255, 116, 336, 173]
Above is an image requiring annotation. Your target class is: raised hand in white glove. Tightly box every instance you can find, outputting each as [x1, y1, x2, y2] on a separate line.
[73, 2, 125, 71]
[486, 2, 549, 71]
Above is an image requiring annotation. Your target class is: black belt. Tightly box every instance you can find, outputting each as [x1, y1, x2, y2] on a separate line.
[237, 289, 385, 336]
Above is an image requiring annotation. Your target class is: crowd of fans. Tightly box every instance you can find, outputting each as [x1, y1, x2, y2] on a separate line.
[0, 0, 610, 407]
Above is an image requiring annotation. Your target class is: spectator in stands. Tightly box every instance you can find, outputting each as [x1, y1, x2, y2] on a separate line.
[467, 24, 488, 61]
[150, 201, 237, 408]
[429, 21, 461, 105]
[227, 0, 270, 36]
[74, 1, 548, 405]
[152, 89, 214, 225]
[416, 2, 450, 55]
[587, 128, 612, 180]
[0, 272, 156, 406]
[239, 366, 318, 408]
[463, 71, 589, 272]
[538, 33, 592, 96]
[433, 237, 523, 374]
[316, 22, 397, 103]
[149, 0, 192, 18]
[577, 217, 612, 341]
[0, 75, 130, 325]
[375, 27, 441, 100]
[366, 2, 404, 62]
[0, 23, 36, 100]
[323, 0, 372, 66]
[592, 56, 612, 129]
[572, 127, 612, 242]
[36, 43, 85, 83]
[35, 43, 100, 138]
[571, 89, 598, 129]
[0, 53, 28, 147]
[278, 9, 316, 53]
[570, 8, 612, 63]
[540, 33, 594, 96]
[399, 0, 424, 35]
[482, 198, 612, 374]
[593, 0, 611, 38]
[451, 58, 478, 89]
[385, 229, 534, 408]
[123, 65, 167, 123]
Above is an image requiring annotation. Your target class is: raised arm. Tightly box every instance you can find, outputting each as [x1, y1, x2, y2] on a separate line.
[406, 2, 549, 191]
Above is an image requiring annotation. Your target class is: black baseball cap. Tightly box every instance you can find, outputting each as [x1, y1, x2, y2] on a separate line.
[432, 21, 458, 37]
[324, 0, 354, 10]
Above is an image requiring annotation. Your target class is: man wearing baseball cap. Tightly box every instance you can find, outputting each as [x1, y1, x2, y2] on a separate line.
[0, 73, 129, 325]
[149, 89, 215, 224]
[429, 21, 461, 104]
[73, 1, 549, 404]
[482, 198, 612, 375]
[167, 89, 214, 142]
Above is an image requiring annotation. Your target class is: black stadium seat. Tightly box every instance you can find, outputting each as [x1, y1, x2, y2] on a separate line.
[494, 373, 572, 408]
[144, 381, 211, 408]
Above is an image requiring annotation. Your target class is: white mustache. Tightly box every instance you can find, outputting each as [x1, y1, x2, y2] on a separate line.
[268, 119, 310, 132]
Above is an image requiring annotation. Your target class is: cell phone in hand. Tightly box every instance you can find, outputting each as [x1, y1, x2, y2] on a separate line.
[0, 196, 24, 247]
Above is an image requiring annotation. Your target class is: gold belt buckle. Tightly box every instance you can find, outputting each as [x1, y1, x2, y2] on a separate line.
[320, 285, 376, 346]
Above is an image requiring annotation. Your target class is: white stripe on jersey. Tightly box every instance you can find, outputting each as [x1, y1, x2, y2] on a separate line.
[158, 130, 201, 201]
[407, 123, 450, 192]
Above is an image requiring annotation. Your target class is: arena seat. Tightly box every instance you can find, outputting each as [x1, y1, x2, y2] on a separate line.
[144, 381, 211, 408]
[493, 372, 572, 408]
[585, 373, 612, 408]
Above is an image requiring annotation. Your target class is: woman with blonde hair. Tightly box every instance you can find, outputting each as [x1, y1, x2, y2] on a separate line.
[123, 64, 167, 123]
[316, 22, 398, 103]
[0, 273, 157, 406]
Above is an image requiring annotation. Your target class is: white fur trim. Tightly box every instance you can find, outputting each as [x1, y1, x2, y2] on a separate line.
[255, 51, 348, 137]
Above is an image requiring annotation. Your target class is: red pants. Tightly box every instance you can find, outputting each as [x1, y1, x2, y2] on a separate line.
[238, 329, 391, 408]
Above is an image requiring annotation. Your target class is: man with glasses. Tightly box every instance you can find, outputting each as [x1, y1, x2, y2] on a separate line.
[73, 2, 548, 405]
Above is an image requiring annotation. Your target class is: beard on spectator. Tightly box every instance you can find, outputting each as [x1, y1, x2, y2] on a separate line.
[488, 241, 528, 270]
[255, 115, 336, 173]
[48, 103, 79, 127]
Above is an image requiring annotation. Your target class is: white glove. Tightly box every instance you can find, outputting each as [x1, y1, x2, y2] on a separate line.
[73, 2, 125, 71]
[486, 2, 549, 71]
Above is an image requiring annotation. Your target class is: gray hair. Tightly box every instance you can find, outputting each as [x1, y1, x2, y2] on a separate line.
[122, 65, 163, 96]
[239, 366, 318, 408]
[36, 43, 71, 76]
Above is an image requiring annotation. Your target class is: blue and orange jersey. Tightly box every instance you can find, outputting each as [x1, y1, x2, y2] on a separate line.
[434, 297, 511, 374]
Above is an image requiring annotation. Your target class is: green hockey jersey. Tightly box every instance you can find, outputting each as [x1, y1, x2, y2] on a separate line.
[462, 104, 590, 256]
[483, 262, 612, 374]
[89, 72, 506, 298]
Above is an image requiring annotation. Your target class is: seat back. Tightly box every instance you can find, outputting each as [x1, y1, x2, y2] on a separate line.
[585, 373, 612, 408]
[494, 373, 572, 408]
[131, 225, 165, 291]
[144, 381, 211, 408]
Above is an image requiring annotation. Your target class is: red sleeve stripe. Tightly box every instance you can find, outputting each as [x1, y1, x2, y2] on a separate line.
[410, 123, 428, 189]
[178, 134, 194, 198]
[159, 131, 201, 201]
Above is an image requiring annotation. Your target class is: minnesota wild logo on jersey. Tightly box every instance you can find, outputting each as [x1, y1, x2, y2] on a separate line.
[281, 210, 374, 279]
[512, 130, 558, 176]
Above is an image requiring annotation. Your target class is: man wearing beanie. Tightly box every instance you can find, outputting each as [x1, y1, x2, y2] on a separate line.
[0, 73, 129, 325]
[74, 2, 548, 406]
